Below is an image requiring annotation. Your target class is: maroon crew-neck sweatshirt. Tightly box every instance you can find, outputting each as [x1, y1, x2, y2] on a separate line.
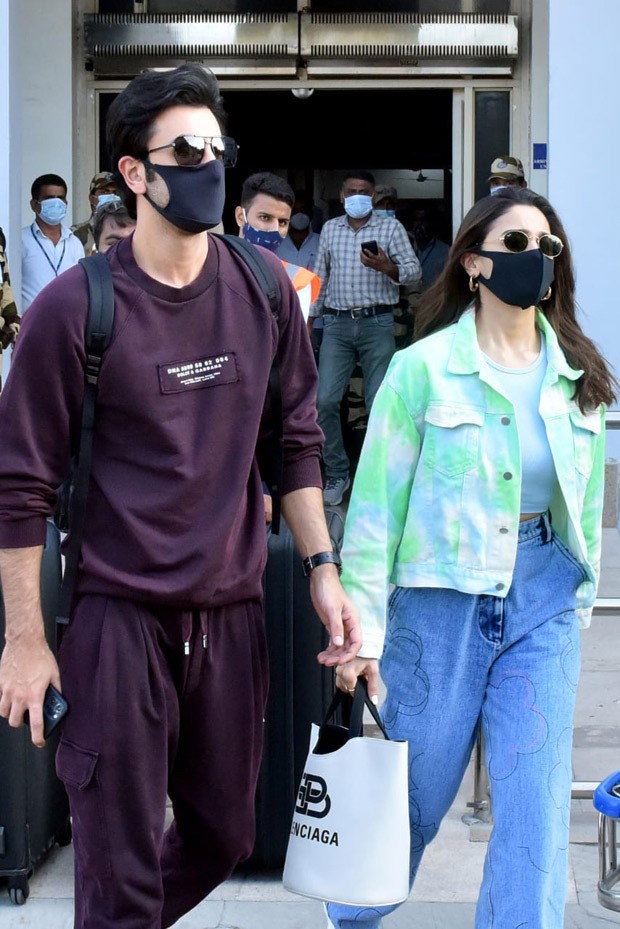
[0, 235, 323, 607]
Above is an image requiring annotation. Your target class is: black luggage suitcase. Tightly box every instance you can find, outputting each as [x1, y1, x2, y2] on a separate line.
[249, 509, 344, 869]
[0, 520, 71, 905]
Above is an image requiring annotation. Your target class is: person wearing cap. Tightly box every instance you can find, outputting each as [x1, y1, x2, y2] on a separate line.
[373, 184, 398, 219]
[488, 156, 528, 194]
[72, 171, 121, 253]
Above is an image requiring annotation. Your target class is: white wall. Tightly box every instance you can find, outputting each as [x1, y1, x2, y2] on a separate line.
[7, 0, 74, 303]
[548, 0, 620, 448]
[18, 0, 75, 226]
[0, 2, 22, 295]
[0, 0, 74, 379]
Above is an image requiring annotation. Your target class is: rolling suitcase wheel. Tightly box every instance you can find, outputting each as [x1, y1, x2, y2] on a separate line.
[8, 876, 29, 905]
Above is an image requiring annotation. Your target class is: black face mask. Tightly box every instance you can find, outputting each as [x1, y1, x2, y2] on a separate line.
[477, 248, 555, 310]
[142, 158, 225, 233]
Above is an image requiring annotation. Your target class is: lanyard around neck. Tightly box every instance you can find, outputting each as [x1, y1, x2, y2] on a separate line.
[31, 224, 67, 277]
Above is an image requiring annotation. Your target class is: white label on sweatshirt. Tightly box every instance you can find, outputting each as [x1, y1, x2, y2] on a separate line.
[158, 353, 238, 393]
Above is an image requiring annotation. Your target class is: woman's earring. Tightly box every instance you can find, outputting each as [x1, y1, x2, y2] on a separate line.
[541, 286, 552, 301]
[469, 275, 479, 293]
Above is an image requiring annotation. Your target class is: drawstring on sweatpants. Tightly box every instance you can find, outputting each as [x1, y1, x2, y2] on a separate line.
[181, 610, 209, 657]
[180, 610, 210, 695]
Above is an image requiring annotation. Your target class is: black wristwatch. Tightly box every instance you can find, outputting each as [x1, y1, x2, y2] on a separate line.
[302, 551, 342, 577]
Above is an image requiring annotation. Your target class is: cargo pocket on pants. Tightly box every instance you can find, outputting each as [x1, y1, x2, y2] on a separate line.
[56, 739, 113, 880]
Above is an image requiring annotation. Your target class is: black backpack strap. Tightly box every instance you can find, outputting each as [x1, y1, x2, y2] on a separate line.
[214, 234, 284, 534]
[57, 253, 115, 623]
[216, 234, 280, 316]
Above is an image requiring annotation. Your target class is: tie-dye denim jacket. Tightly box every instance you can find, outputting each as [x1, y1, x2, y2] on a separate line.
[341, 307, 605, 658]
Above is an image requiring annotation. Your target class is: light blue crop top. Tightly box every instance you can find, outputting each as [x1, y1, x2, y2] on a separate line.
[483, 336, 558, 513]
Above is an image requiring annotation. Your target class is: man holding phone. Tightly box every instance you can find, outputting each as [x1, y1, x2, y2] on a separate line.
[312, 172, 420, 505]
[0, 65, 361, 929]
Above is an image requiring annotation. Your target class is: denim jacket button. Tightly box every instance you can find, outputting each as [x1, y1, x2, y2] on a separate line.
[495, 582, 505, 591]
[503, 472, 513, 480]
[499, 527, 509, 534]
[501, 416, 511, 425]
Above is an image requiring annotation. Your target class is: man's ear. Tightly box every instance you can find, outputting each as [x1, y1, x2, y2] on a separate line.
[30, 198, 39, 214]
[117, 156, 147, 196]
[234, 205, 245, 233]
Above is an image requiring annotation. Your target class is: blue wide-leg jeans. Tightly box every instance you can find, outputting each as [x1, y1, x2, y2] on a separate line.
[327, 514, 585, 929]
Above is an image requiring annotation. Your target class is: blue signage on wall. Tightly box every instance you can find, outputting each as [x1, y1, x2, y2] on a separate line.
[533, 143, 548, 170]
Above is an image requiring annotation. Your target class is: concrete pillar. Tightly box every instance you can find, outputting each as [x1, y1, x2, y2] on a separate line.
[548, 0, 620, 459]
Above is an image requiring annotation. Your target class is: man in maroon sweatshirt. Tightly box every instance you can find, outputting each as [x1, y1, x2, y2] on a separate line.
[0, 64, 361, 929]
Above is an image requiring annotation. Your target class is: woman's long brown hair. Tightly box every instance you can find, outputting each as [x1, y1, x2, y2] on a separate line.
[414, 188, 617, 412]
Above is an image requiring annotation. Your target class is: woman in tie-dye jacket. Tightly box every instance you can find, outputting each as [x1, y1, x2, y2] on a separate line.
[328, 188, 617, 929]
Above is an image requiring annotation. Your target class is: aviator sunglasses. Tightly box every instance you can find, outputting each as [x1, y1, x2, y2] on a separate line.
[482, 229, 564, 259]
[146, 134, 239, 168]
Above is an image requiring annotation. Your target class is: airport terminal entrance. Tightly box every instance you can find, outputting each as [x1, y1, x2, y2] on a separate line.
[97, 82, 512, 239]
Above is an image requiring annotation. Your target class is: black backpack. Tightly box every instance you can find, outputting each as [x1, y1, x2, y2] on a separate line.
[57, 235, 284, 623]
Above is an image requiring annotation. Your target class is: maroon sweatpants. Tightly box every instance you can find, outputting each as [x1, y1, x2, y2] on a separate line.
[55, 594, 269, 929]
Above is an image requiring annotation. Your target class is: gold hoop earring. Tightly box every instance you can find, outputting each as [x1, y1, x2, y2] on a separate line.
[541, 286, 552, 301]
[469, 275, 479, 293]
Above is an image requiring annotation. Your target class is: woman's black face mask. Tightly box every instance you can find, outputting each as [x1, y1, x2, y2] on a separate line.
[477, 248, 555, 309]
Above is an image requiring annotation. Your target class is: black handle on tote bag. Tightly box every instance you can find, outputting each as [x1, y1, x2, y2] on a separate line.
[313, 678, 388, 755]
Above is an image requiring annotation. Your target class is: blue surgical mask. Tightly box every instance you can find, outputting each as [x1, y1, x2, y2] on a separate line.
[490, 185, 509, 196]
[374, 209, 396, 219]
[343, 194, 373, 219]
[38, 197, 67, 225]
[241, 211, 284, 252]
[97, 193, 121, 208]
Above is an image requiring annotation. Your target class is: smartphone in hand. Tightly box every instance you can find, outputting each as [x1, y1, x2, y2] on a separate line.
[42, 684, 68, 738]
[361, 240, 379, 256]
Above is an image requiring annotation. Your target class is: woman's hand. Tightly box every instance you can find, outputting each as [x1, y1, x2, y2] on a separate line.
[335, 657, 380, 705]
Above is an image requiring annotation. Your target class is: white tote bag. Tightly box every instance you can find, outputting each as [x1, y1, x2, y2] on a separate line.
[283, 680, 410, 906]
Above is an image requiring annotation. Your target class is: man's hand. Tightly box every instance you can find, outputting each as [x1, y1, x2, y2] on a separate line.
[360, 245, 397, 279]
[335, 657, 380, 704]
[0, 545, 55, 747]
[0, 630, 60, 748]
[309, 564, 362, 665]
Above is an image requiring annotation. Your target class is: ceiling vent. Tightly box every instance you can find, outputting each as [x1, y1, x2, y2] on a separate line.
[84, 12, 518, 78]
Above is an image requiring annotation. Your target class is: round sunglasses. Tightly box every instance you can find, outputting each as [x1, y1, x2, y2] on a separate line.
[146, 134, 238, 169]
[483, 229, 564, 259]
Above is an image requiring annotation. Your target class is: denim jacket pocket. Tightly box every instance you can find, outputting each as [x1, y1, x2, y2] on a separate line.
[423, 403, 484, 477]
[570, 409, 601, 478]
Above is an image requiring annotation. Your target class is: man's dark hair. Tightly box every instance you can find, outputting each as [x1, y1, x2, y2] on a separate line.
[240, 172, 295, 211]
[105, 63, 227, 218]
[342, 170, 375, 188]
[31, 174, 67, 200]
[92, 201, 135, 250]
